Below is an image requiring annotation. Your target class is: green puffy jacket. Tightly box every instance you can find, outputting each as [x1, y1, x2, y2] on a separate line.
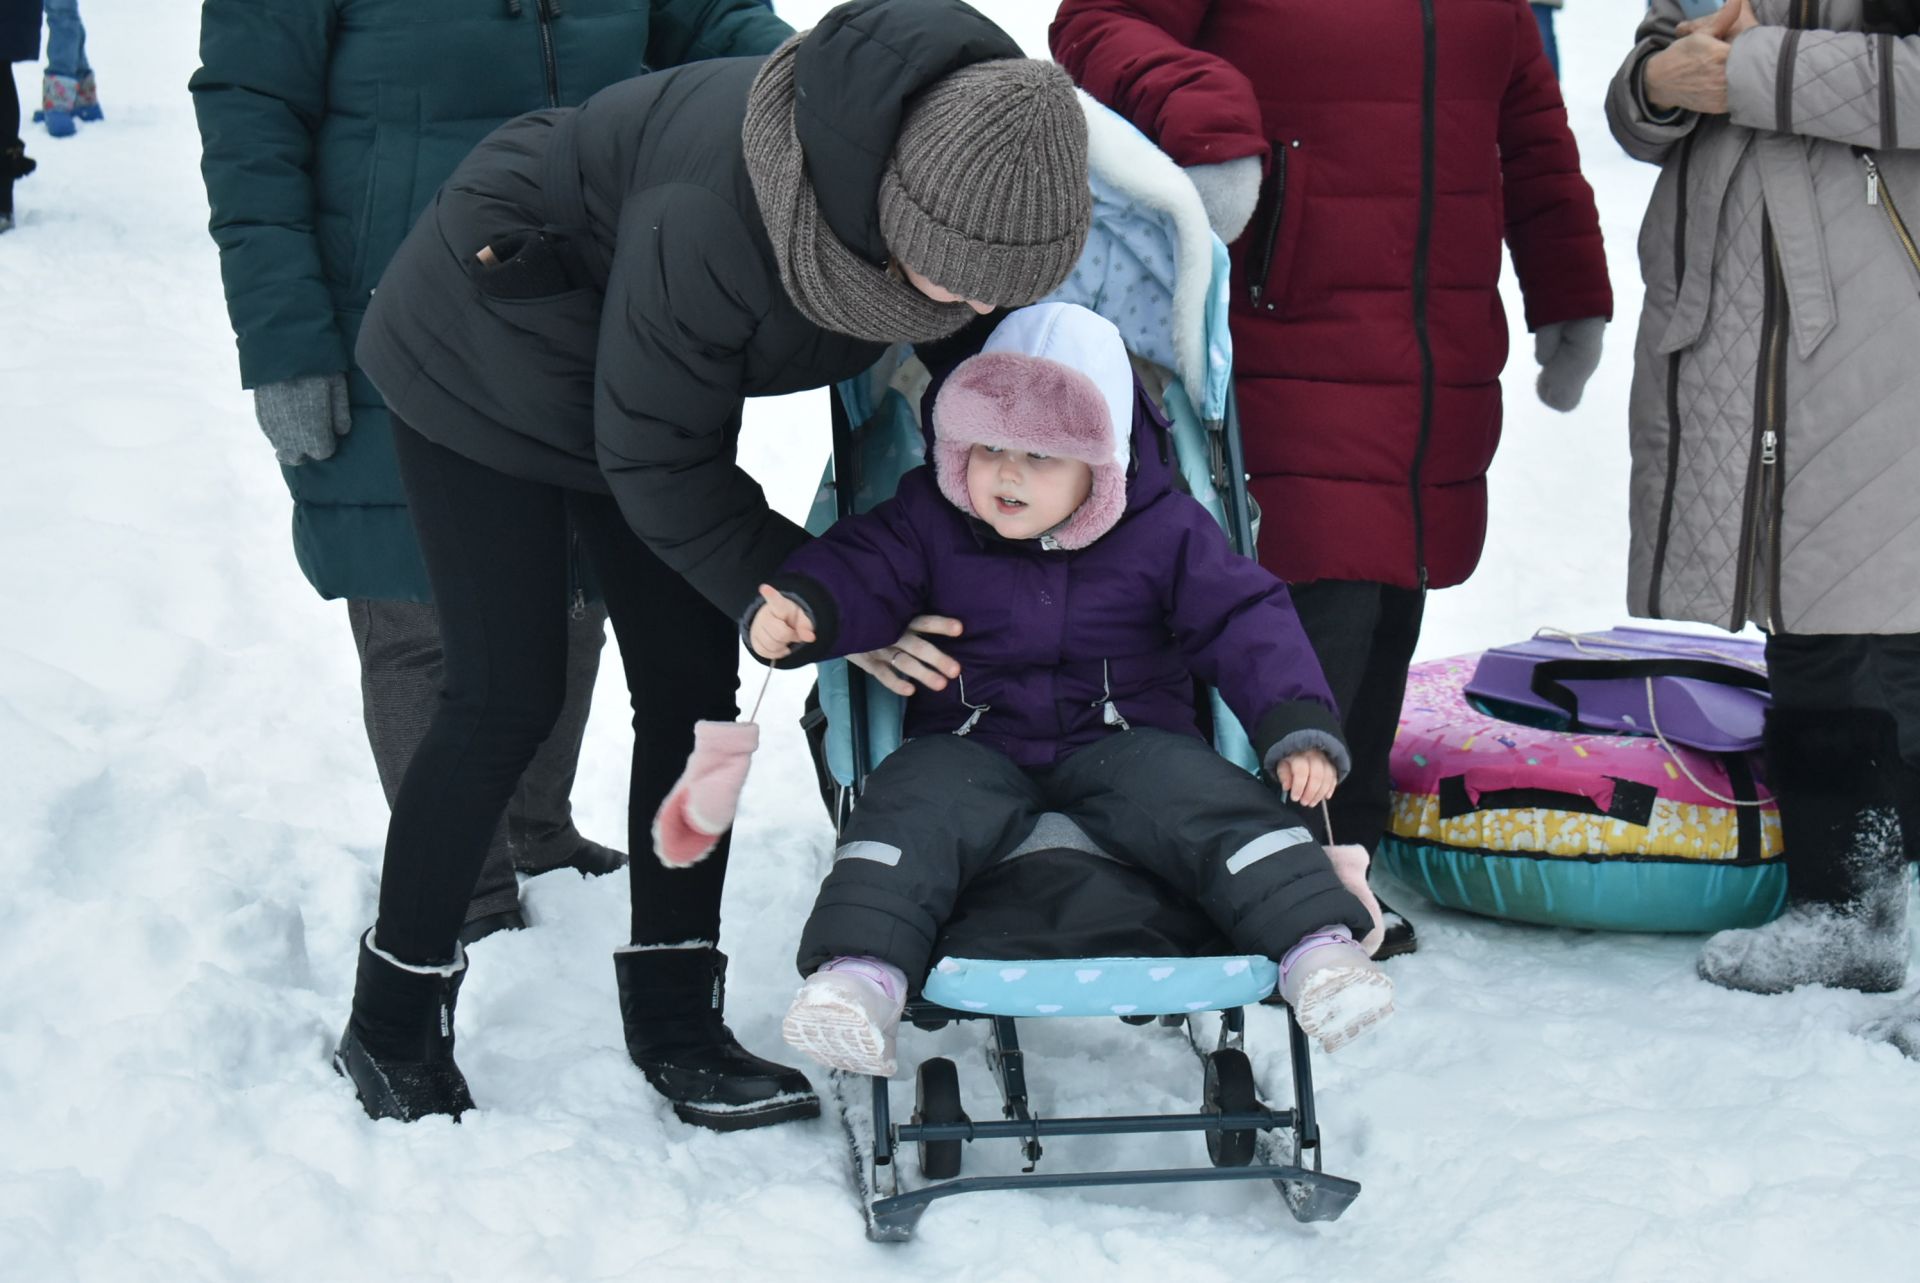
[190, 0, 791, 601]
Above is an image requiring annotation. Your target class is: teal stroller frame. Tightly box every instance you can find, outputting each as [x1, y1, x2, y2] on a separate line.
[808, 99, 1361, 1242]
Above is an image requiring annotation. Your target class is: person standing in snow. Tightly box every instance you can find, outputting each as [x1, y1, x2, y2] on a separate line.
[1, 0, 40, 232]
[1608, 0, 1920, 1056]
[737, 303, 1393, 1077]
[1051, 0, 1613, 958]
[1533, 0, 1563, 78]
[34, 0, 97, 137]
[189, 1, 795, 944]
[338, 0, 1094, 1127]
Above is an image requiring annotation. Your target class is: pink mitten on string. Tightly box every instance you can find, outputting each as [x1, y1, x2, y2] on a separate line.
[653, 720, 761, 867]
[1324, 843, 1385, 956]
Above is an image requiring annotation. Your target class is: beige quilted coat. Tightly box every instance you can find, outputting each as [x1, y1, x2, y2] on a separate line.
[1609, 0, 1920, 634]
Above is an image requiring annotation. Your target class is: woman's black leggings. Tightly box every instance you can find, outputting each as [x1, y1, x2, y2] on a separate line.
[377, 421, 740, 966]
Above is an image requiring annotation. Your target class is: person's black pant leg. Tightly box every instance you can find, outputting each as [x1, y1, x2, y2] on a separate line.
[796, 736, 1047, 983]
[1289, 579, 1426, 851]
[375, 424, 571, 965]
[1048, 728, 1372, 958]
[1768, 630, 1920, 863]
[567, 491, 742, 946]
[348, 598, 522, 919]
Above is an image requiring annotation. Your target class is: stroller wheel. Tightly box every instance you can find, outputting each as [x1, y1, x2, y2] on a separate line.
[913, 1057, 967, 1180]
[1203, 1049, 1257, 1168]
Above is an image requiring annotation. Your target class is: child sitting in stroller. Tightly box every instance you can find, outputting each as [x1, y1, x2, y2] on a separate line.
[747, 302, 1394, 1076]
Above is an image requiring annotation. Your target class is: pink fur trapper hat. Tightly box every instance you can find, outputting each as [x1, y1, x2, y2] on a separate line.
[931, 302, 1134, 550]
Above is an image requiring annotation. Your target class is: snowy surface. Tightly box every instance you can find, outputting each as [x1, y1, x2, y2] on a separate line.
[4, 3, 1918, 1281]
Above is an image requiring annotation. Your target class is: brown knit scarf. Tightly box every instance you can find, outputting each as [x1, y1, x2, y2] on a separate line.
[741, 35, 977, 345]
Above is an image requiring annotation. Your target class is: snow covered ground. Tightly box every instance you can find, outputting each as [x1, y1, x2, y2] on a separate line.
[3, 3, 1917, 1280]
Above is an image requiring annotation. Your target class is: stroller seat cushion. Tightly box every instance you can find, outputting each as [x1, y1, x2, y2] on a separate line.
[922, 953, 1278, 1018]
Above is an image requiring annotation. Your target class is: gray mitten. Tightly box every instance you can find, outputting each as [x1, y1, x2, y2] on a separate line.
[254, 373, 352, 465]
[1534, 316, 1607, 413]
[1183, 155, 1263, 245]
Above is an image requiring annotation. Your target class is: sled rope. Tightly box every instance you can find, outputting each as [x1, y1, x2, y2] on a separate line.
[747, 663, 775, 724]
[1643, 676, 1774, 808]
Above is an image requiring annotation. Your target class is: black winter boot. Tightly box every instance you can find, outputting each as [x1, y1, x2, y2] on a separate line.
[614, 945, 819, 1132]
[1, 140, 35, 233]
[1372, 888, 1418, 959]
[334, 931, 476, 1121]
[1698, 708, 1911, 995]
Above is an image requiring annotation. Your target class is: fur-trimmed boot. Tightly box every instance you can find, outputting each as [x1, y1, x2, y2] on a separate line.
[615, 944, 820, 1131]
[1698, 708, 1911, 995]
[40, 74, 80, 139]
[333, 930, 476, 1121]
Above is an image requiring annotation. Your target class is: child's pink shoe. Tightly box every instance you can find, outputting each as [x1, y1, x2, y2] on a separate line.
[1278, 927, 1395, 1052]
[781, 963, 907, 1077]
[1324, 843, 1385, 955]
[652, 721, 760, 867]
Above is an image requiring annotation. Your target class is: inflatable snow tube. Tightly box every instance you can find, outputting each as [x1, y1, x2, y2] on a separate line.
[1377, 655, 1787, 933]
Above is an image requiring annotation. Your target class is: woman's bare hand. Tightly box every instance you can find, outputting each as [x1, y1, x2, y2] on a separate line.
[1644, 31, 1733, 115]
[848, 614, 963, 696]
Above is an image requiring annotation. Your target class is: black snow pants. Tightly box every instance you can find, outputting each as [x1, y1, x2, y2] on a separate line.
[795, 729, 1374, 982]
[1287, 580, 1426, 852]
[372, 421, 740, 966]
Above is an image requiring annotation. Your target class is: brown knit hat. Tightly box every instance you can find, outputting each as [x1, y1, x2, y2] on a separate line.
[880, 59, 1092, 309]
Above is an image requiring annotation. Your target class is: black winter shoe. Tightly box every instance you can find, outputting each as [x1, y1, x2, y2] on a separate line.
[333, 931, 476, 1122]
[1, 140, 35, 232]
[1698, 707, 1911, 995]
[1372, 889, 1419, 959]
[517, 830, 628, 879]
[457, 905, 530, 947]
[614, 945, 820, 1132]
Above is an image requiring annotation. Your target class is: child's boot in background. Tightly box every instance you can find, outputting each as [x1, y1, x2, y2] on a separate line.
[74, 73, 102, 123]
[41, 73, 79, 138]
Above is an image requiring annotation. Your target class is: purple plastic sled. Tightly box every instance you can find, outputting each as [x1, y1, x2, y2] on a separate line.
[1465, 627, 1769, 754]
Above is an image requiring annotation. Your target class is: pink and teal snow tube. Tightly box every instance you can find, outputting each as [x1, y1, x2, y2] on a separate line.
[1377, 654, 1787, 933]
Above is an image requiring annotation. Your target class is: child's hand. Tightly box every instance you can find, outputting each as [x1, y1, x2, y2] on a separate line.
[1276, 748, 1337, 810]
[749, 584, 815, 660]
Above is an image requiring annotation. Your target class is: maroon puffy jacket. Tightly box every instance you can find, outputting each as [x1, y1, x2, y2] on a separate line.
[1052, 0, 1611, 589]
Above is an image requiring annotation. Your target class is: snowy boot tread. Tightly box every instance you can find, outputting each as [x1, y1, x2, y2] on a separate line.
[781, 970, 904, 1077]
[1280, 936, 1396, 1052]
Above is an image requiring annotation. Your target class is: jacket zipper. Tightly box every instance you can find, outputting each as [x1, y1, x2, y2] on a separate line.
[1647, 132, 1695, 618]
[1732, 218, 1787, 633]
[1725, 0, 1813, 632]
[1247, 142, 1294, 310]
[1863, 153, 1920, 284]
[1408, 0, 1438, 590]
[536, 0, 561, 107]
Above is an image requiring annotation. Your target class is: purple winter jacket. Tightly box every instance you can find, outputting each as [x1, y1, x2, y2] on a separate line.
[764, 392, 1348, 775]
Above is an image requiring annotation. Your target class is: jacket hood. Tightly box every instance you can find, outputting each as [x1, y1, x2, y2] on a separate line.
[931, 302, 1135, 549]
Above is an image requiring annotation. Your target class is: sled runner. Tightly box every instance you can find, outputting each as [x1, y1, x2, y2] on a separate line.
[806, 97, 1360, 1242]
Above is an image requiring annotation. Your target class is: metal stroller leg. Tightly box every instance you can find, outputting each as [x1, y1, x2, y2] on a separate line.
[987, 1016, 1043, 1168]
[1275, 1008, 1360, 1223]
